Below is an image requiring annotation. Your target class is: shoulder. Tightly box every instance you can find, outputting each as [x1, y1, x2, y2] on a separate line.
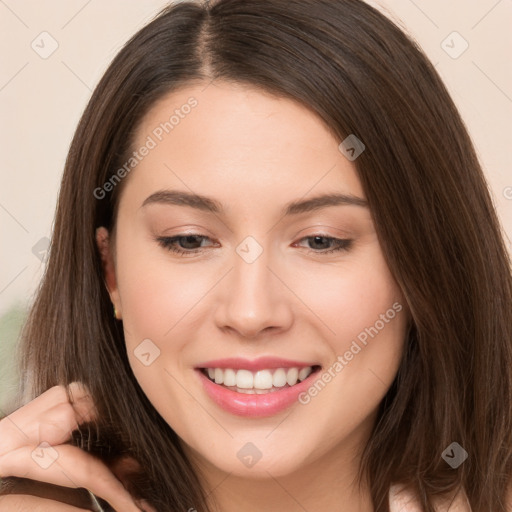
[389, 484, 472, 512]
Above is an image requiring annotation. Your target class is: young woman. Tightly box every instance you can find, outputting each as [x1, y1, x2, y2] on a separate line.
[1, 0, 511, 510]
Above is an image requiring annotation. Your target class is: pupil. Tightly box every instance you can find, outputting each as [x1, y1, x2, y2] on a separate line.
[312, 236, 329, 250]
[182, 235, 200, 249]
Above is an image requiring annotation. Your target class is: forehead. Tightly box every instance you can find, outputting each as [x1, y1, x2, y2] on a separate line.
[120, 81, 366, 212]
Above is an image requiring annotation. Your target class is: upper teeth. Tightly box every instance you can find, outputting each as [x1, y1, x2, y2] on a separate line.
[205, 367, 314, 389]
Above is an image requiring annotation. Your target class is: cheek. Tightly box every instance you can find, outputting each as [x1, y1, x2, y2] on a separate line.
[113, 240, 207, 422]
[293, 249, 407, 421]
[289, 245, 408, 407]
[115, 239, 210, 348]
[116, 233, 406, 369]
[111, 226, 409, 475]
[289, 247, 405, 347]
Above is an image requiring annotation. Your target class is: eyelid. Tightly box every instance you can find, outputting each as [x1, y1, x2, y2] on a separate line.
[155, 234, 217, 258]
[155, 232, 353, 257]
[293, 235, 353, 254]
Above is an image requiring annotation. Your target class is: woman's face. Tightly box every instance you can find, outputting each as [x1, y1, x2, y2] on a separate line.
[97, 81, 409, 481]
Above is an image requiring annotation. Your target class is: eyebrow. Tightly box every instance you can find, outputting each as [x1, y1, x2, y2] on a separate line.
[141, 189, 368, 216]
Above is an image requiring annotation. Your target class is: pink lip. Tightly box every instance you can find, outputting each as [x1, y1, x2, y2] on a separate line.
[195, 357, 316, 371]
[195, 365, 321, 418]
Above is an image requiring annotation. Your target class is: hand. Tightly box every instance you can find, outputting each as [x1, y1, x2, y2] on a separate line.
[0, 493, 90, 511]
[0, 383, 146, 511]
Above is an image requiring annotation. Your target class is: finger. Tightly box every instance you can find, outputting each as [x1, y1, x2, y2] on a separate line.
[0, 444, 141, 512]
[1, 401, 94, 456]
[0, 386, 96, 455]
[108, 457, 158, 512]
[109, 455, 143, 482]
[37, 401, 96, 448]
[66, 382, 98, 423]
[137, 499, 158, 512]
[0, 494, 90, 511]
[8, 385, 93, 424]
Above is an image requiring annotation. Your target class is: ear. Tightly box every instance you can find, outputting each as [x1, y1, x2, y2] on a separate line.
[95, 227, 122, 319]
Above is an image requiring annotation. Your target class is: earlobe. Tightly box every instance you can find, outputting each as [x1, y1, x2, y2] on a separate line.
[95, 226, 122, 318]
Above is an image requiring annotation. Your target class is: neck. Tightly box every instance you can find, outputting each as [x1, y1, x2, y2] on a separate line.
[207, 458, 373, 512]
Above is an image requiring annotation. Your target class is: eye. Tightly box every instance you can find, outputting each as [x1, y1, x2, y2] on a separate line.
[156, 234, 216, 257]
[294, 235, 353, 254]
[156, 233, 353, 257]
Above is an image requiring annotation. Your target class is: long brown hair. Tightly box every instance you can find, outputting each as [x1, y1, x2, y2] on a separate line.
[13, 0, 512, 510]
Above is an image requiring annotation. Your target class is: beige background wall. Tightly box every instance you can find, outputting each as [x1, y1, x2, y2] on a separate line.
[1, 0, 511, 407]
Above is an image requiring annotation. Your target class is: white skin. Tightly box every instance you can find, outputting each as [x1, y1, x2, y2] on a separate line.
[0, 81, 507, 512]
[0, 81, 408, 512]
[94, 80, 410, 512]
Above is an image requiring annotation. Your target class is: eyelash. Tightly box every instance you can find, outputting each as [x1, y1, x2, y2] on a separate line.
[156, 234, 353, 257]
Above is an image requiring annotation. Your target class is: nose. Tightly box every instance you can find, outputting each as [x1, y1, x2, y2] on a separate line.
[213, 242, 294, 340]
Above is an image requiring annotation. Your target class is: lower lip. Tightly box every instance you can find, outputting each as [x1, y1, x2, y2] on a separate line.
[195, 368, 320, 418]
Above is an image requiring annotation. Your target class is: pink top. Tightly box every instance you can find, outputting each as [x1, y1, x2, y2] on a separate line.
[389, 484, 472, 511]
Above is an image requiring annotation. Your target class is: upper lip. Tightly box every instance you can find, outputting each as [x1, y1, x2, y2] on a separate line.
[196, 357, 320, 372]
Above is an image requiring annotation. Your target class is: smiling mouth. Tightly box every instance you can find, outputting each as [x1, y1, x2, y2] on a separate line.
[200, 365, 322, 394]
